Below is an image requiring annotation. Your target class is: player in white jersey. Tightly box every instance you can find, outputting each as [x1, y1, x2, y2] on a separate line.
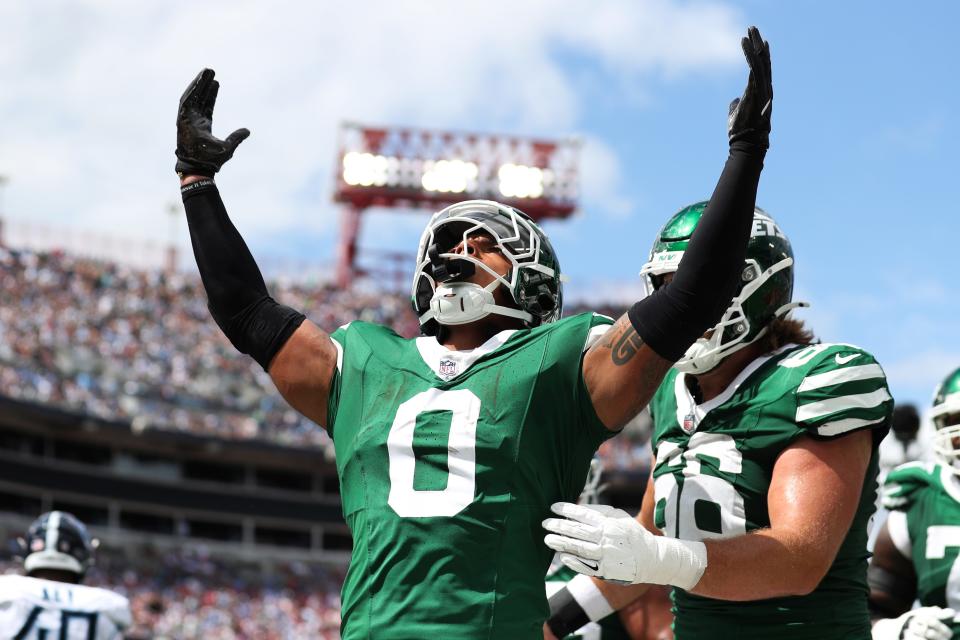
[0, 511, 131, 639]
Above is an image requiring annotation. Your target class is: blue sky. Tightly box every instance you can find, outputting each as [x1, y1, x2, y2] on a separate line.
[0, 0, 956, 408]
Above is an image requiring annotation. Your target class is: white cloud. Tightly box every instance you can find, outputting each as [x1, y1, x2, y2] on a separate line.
[883, 349, 960, 406]
[579, 136, 635, 219]
[0, 0, 743, 265]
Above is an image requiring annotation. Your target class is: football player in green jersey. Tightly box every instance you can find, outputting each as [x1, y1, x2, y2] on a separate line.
[544, 204, 894, 639]
[868, 367, 960, 640]
[173, 27, 774, 639]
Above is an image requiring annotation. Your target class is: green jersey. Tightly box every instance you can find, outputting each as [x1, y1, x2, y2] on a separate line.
[882, 462, 960, 638]
[648, 342, 892, 640]
[328, 313, 614, 639]
[545, 563, 631, 640]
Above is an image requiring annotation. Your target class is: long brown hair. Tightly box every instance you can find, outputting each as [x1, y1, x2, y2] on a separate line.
[757, 315, 816, 353]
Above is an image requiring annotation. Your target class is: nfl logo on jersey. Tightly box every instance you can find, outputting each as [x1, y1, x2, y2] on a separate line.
[682, 413, 696, 434]
[439, 359, 458, 378]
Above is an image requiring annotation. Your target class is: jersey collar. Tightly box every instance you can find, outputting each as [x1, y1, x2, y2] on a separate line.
[415, 329, 518, 381]
[674, 343, 799, 430]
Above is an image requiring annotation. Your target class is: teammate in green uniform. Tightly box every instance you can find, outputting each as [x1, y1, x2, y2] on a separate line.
[868, 367, 960, 640]
[544, 204, 893, 639]
[173, 26, 775, 639]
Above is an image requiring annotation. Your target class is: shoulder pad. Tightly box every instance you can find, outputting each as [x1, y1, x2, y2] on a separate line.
[777, 342, 874, 372]
[785, 344, 892, 439]
[331, 320, 408, 357]
[0, 574, 24, 600]
[332, 320, 402, 341]
[882, 461, 940, 510]
[582, 313, 615, 351]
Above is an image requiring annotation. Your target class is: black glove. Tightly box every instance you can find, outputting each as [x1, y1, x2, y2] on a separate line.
[175, 68, 250, 177]
[728, 26, 772, 150]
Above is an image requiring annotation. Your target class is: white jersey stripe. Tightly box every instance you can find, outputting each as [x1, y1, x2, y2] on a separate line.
[330, 337, 344, 374]
[816, 415, 887, 437]
[797, 363, 885, 393]
[796, 388, 892, 423]
[46, 511, 61, 552]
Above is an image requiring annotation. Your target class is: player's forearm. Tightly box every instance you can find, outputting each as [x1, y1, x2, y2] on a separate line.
[181, 180, 305, 369]
[180, 174, 207, 187]
[627, 146, 764, 362]
[593, 576, 650, 610]
[690, 528, 826, 601]
[626, 28, 771, 363]
[182, 180, 269, 311]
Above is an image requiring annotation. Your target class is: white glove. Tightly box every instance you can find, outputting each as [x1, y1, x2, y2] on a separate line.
[873, 607, 956, 640]
[542, 502, 707, 590]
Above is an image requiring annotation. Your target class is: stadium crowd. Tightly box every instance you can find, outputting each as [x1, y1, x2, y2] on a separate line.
[0, 245, 648, 470]
[0, 542, 344, 639]
[0, 246, 417, 452]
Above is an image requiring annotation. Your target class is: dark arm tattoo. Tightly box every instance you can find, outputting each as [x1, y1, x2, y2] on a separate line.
[611, 326, 644, 365]
[585, 315, 673, 430]
[598, 318, 646, 366]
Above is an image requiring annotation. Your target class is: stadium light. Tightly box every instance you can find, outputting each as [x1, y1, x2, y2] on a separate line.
[498, 163, 547, 199]
[332, 123, 581, 288]
[333, 123, 580, 217]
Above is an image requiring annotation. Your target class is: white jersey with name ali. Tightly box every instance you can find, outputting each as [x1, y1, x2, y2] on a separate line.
[0, 575, 131, 640]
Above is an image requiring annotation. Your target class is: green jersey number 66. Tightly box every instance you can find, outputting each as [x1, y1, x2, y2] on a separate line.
[654, 433, 747, 541]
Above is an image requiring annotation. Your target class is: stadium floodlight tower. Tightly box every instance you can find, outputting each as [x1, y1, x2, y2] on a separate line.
[332, 123, 581, 290]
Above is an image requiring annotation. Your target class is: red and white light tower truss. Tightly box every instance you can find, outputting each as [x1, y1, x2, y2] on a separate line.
[332, 122, 581, 290]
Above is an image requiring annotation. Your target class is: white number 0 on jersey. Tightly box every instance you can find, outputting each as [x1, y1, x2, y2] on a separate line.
[387, 388, 480, 518]
[654, 433, 747, 541]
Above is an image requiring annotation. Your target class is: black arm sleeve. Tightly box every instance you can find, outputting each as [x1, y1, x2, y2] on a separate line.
[181, 180, 305, 370]
[546, 586, 591, 639]
[628, 140, 765, 361]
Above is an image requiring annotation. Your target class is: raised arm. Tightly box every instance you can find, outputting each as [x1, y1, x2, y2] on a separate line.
[582, 26, 772, 430]
[176, 69, 338, 428]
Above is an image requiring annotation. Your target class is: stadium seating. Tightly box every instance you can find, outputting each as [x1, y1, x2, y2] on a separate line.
[0, 245, 649, 472]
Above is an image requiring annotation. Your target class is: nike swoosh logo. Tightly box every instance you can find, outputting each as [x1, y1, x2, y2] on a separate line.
[835, 353, 861, 365]
[577, 559, 599, 572]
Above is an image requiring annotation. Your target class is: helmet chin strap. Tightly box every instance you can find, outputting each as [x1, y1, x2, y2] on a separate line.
[675, 300, 810, 374]
[420, 279, 531, 328]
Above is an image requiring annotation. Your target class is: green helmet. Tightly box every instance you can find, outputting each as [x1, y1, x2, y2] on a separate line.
[931, 366, 960, 475]
[639, 201, 807, 373]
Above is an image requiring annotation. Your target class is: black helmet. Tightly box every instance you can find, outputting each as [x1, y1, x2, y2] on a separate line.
[19, 511, 97, 577]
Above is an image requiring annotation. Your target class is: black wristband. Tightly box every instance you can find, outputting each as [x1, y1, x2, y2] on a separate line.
[547, 586, 590, 639]
[180, 178, 217, 196]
